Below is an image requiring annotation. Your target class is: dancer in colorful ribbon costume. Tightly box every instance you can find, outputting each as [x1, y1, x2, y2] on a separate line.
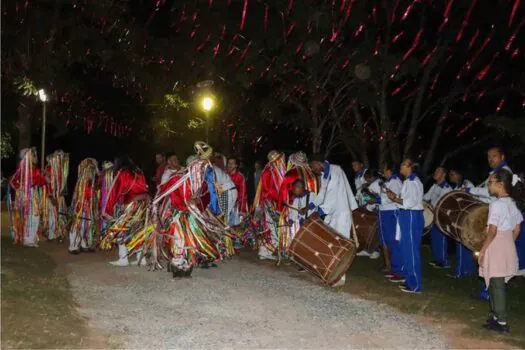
[276, 151, 318, 261]
[140, 142, 232, 277]
[212, 154, 238, 226]
[7, 148, 45, 247]
[227, 156, 248, 226]
[98, 161, 114, 235]
[251, 150, 286, 260]
[68, 158, 99, 254]
[43, 151, 69, 241]
[100, 155, 149, 266]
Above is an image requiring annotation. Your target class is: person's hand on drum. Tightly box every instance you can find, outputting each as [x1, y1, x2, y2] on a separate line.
[298, 207, 308, 216]
[306, 212, 320, 222]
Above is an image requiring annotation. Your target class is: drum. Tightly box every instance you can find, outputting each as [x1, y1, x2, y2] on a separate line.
[423, 202, 434, 236]
[434, 191, 488, 252]
[289, 219, 357, 285]
[352, 208, 379, 252]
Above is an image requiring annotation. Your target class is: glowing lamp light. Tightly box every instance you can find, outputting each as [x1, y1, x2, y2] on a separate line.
[201, 96, 214, 112]
[38, 89, 48, 102]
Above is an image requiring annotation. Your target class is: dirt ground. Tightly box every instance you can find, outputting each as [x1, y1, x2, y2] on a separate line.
[1, 210, 522, 349]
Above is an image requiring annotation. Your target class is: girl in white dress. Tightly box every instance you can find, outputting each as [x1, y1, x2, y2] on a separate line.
[480, 169, 524, 333]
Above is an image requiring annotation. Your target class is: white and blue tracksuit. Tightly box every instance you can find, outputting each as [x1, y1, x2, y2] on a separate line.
[452, 179, 477, 277]
[396, 173, 425, 292]
[423, 181, 452, 266]
[369, 176, 403, 275]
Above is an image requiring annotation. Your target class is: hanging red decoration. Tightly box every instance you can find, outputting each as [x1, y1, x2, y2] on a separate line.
[240, 0, 248, 31]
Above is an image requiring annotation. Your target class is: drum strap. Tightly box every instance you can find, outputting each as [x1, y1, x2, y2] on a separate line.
[351, 220, 359, 249]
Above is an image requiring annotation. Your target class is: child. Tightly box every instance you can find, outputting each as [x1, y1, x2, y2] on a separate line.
[480, 169, 523, 333]
[387, 158, 424, 293]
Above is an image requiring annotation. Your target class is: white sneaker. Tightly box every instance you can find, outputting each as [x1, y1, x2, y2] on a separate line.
[258, 254, 276, 261]
[109, 259, 129, 267]
[332, 275, 346, 287]
[356, 250, 370, 257]
[369, 251, 380, 259]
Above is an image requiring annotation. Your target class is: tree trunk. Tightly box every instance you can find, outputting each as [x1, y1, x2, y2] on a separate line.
[17, 101, 33, 154]
[421, 123, 443, 177]
[312, 127, 322, 156]
[403, 65, 432, 158]
[352, 104, 370, 167]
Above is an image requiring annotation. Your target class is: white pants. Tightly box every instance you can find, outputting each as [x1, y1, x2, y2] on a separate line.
[227, 188, 239, 226]
[46, 198, 57, 240]
[324, 212, 352, 239]
[23, 215, 40, 247]
[69, 229, 90, 251]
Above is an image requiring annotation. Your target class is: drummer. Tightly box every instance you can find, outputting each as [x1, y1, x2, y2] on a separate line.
[367, 164, 403, 279]
[386, 158, 424, 293]
[352, 159, 368, 207]
[466, 146, 525, 299]
[356, 169, 381, 260]
[424, 167, 453, 269]
[310, 155, 359, 287]
[448, 168, 477, 278]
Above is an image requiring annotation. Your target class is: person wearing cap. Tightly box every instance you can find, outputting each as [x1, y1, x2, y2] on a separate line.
[309, 154, 359, 287]
[276, 151, 318, 261]
[8, 148, 45, 247]
[252, 150, 286, 260]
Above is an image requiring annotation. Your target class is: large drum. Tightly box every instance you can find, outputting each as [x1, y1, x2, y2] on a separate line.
[352, 208, 379, 252]
[423, 202, 434, 236]
[434, 191, 489, 252]
[289, 219, 357, 285]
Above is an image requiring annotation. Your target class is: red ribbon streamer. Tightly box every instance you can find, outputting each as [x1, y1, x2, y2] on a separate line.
[240, 0, 248, 31]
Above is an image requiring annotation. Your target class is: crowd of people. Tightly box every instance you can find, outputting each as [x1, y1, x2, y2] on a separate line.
[5, 143, 525, 334]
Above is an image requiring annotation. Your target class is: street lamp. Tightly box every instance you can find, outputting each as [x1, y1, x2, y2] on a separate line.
[38, 89, 48, 168]
[201, 96, 214, 143]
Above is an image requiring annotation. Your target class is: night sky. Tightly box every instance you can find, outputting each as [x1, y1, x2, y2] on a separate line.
[2, 0, 525, 188]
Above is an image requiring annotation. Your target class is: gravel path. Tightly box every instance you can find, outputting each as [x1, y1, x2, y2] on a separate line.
[68, 256, 449, 349]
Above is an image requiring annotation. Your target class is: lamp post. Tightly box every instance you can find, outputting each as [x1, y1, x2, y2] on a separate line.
[38, 89, 48, 168]
[201, 96, 214, 143]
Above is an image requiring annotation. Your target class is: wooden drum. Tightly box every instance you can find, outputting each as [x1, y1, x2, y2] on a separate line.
[289, 219, 357, 285]
[423, 202, 434, 236]
[352, 208, 379, 253]
[434, 191, 488, 252]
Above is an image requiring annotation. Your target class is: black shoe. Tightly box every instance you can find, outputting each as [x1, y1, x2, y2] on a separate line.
[485, 320, 510, 333]
[297, 267, 306, 272]
[172, 269, 183, 278]
[69, 250, 80, 255]
[211, 262, 218, 268]
[483, 317, 498, 328]
[183, 266, 193, 278]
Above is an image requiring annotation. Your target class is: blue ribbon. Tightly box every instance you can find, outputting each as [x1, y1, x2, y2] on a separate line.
[205, 167, 221, 216]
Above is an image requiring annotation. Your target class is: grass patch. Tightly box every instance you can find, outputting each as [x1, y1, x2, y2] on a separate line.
[344, 247, 525, 348]
[1, 235, 90, 349]
[243, 246, 525, 348]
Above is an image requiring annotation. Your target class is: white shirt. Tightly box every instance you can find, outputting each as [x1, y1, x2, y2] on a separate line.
[452, 179, 474, 190]
[160, 168, 176, 185]
[470, 164, 512, 203]
[397, 174, 424, 210]
[369, 175, 403, 211]
[289, 191, 318, 223]
[354, 168, 368, 206]
[423, 181, 452, 207]
[487, 197, 524, 231]
[315, 162, 358, 216]
[213, 166, 235, 191]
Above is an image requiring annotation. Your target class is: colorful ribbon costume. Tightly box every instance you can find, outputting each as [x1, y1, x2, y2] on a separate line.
[7, 148, 45, 246]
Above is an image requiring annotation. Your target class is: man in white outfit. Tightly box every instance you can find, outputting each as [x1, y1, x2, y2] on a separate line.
[310, 156, 359, 287]
[213, 164, 238, 225]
